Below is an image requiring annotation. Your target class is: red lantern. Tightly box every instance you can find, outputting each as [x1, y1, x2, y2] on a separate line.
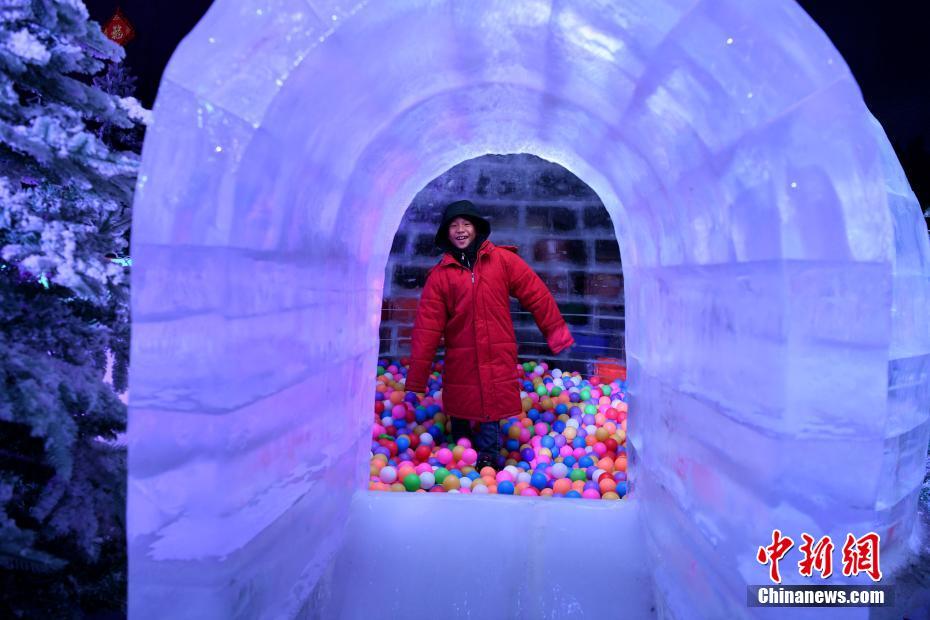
[103, 7, 136, 46]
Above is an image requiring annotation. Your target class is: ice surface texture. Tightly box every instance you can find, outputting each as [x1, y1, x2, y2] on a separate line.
[128, 0, 930, 618]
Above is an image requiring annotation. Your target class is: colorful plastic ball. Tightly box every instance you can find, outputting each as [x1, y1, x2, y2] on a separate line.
[565, 490, 582, 498]
[473, 484, 489, 494]
[419, 432, 434, 446]
[442, 476, 461, 491]
[582, 489, 601, 499]
[434, 467, 450, 484]
[570, 469, 587, 482]
[521, 488, 539, 496]
[498, 481, 515, 495]
[402, 473, 421, 492]
[419, 472, 435, 489]
[602, 491, 620, 500]
[530, 472, 548, 490]
[616, 481, 628, 497]
[396, 436, 410, 452]
[379, 466, 397, 484]
[462, 448, 478, 465]
[436, 448, 453, 465]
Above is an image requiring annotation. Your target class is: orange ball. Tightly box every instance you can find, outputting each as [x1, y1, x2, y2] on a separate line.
[553, 479, 572, 495]
[585, 435, 596, 446]
[391, 483, 406, 492]
[604, 422, 617, 434]
[541, 397, 553, 410]
[515, 482, 530, 494]
[595, 427, 609, 442]
[597, 457, 614, 472]
[389, 391, 404, 405]
[488, 484, 498, 494]
[522, 398, 533, 412]
[482, 475, 496, 486]
[370, 464, 381, 477]
[571, 480, 586, 492]
[617, 402, 628, 412]
[508, 425, 522, 440]
[599, 478, 617, 493]
[452, 446, 465, 461]
[594, 413, 607, 426]
[442, 476, 461, 491]
[616, 456, 628, 472]
[540, 488, 554, 497]
[621, 419, 627, 432]
[617, 430, 627, 443]
[480, 467, 496, 478]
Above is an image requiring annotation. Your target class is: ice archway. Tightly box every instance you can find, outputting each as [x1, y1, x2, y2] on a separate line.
[129, 0, 930, 618]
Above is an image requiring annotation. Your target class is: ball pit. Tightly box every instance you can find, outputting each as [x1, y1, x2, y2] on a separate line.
[369, 358, 629, 501]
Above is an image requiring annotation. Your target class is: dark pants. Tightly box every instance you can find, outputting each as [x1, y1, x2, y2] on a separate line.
[450, 417, 501, 459]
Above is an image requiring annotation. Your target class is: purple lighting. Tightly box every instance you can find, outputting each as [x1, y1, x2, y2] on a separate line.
[128, 1, 930, 618]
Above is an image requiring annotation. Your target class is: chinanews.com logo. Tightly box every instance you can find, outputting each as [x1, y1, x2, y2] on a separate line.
[748, 530, 894, 608]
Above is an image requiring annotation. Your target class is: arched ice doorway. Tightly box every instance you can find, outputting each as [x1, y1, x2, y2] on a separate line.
[128, 1, 930, 618]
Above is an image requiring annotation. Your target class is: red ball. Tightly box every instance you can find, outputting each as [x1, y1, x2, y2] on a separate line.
[415, 445, 432, 462]
[409, 434, 420, 449]
[605, 438, 618, 453]
[375, 401, 385, 415]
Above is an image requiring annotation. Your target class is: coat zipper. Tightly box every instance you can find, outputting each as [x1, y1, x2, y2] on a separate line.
[470, 254, 486, 420]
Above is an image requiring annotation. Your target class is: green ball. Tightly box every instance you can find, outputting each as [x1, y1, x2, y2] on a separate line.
[570, 468, 587, 482]
[601, 385, 612, 396]
[535, 384, 547, 396]
[378, 434, 395, 442]
[550, 386, 562, 396]
[377, 365, 385, 375]
[434, 467, 450, 484]
[529, 361, 537, 369]
[584, 404, 597, 416]
[580, 389, 591, 401]
[522, 362, 532, 372]
[403, 473, 420, 492]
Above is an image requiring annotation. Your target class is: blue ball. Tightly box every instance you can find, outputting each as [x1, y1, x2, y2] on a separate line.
[467, 471, 480, 480]
[579, 456, 594, 469]
[374, 392, 385, 401]
[415, 408, 428, 423]
[450, 469, 463, 478]
[528, 409, 540, 421]
[563, 456, 577, 467]
[396, 436, 410, 452]
[565, 490, 582, 498]
[429, 425, 443, 440]
[521, 448, 536, 462]
[552, 420, 566, 433]
[572, 437, 586, 449]
[498, 481, 515, 495]
[394, 419, 407, 429]
[569, 393, 581, 403]
[518, 461, 531, 470]
[616, 481, 628, 497]
[555, 403, 568, 415]
[506, 438, 520, 451]
[523, 381, 534, 391]
[540, 435, 555, 449]
[427, 404, 441, 415]
[531, 472, 548, 490]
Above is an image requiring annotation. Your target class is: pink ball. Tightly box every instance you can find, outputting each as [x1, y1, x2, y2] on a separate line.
[559, 445, 573, 457]
[593, 442, 607, 456]
[372, 424, 385, 438]
[530, 393, 540, 402]
[518, 428, 531, 443]
[459, 487, 472, 494]
[496, 471, 514, 483]
[415, 463, 431, 474]
[599, 396, 611, 406]
[436, 448, 453, 465]
[537, 454, 552, 464]
[582, 489, 601, 500]
[457, 437, 473, 449]
[534, 423, 548, 436]
[462, 448, 478, 465]
[520, 488, 539, 496]
[530, 436, 542, 448]
[573, 447, 586, 459]
[392, 404, 406, 418]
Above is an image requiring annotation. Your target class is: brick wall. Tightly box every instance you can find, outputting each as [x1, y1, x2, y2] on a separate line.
[381, 154, 625, 373]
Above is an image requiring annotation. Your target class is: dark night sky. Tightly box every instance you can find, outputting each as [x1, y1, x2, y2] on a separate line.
[85, 1, 929, 207]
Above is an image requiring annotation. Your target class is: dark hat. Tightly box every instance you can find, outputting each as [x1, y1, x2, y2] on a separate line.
[433, 200, 491, 250]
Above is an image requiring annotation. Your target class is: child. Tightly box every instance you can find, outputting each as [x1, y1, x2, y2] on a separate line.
[405, 200, 575, 470]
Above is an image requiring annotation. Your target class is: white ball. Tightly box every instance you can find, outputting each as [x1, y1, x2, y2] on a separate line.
[516, 472, 532, 485]
[585, 425, 597, 435]
[460, 477, 473, 489]
[419, 472, 435, 489]
[551, 463, 569, 479]
[472, 484, 489, 494]
[419, 432, 433, 446]
[566, 419, 580, 429]
[504, 465, 520, 478]
[382, 417, 394, 427]
[379, 466, 397, 484]
[552, 369, 562, 379]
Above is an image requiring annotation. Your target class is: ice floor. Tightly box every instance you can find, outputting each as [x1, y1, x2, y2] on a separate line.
[128, 1, 930, 618]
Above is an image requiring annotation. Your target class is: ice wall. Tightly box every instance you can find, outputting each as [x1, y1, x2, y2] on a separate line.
[128, 0, 930, 618]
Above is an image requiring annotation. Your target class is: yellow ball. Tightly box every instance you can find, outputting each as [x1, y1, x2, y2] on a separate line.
[442, 476, 460, 491]
[602, 491, 620, 500]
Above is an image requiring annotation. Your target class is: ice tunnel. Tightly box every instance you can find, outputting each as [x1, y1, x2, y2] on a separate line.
[128, 0, 930, 618]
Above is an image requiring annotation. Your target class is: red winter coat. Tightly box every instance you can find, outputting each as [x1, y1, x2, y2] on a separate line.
[405, 239, 574, 422]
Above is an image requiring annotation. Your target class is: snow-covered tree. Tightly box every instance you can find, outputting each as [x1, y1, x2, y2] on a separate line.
[0, 1, 148, 615]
